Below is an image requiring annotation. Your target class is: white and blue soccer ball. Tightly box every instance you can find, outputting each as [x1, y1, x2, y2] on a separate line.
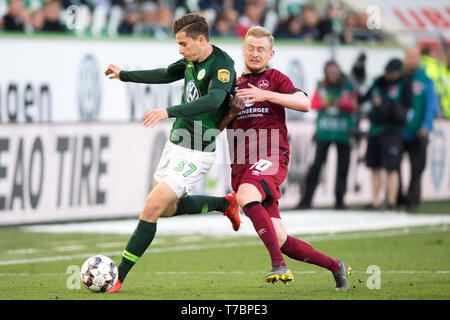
[80, 255, 118, 292]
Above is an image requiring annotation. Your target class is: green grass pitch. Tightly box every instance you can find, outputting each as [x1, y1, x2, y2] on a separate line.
[0, 223, 449, 300]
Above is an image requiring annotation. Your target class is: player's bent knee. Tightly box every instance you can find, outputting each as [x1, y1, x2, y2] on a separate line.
[140, 200, 163, 222]
[236, 183, 263, 208]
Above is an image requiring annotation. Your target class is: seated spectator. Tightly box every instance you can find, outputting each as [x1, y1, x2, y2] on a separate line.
[341, 11, 358, 43]
[152, 6, 173, 39]
[198, 0, 222, 13]
[118, 3, 141, 35]
[300, 5, 320, 41]
[41, 0, 66, 32]
[223, 7, 239, 34]
[211, 12, 234, 37]
[2, 0, 26, 31]
[318, 0, 344, 40]
[26, 10, 44, 33]
[274, 16, 303, 40]
[342, 11, 383, 43]
[236, 0, 266, 38]
[136, 1, 158, 36]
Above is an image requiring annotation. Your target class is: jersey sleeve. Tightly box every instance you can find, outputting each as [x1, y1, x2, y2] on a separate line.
[166, 58, 187, 79]
[208, 56, 236, 94]
[119, 58, 185, 83]
[275, 70, 306, 95]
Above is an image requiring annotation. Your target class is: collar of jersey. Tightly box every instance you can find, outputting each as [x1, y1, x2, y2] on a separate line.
[242, 68, 268, 78]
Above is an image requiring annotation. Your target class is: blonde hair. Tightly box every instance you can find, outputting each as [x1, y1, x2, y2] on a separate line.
[245, 26, 274, 48]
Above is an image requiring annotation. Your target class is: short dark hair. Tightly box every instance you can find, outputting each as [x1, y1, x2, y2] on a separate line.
[172, 13, 210, 41]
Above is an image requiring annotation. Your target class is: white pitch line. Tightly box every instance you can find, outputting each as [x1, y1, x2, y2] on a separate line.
[0, 270, 449, 277]
[152, 270, 450, 275]
[0, 226, 447, 266]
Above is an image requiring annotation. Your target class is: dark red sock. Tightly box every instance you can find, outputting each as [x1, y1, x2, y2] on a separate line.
[281, 236, 340, 271]
[243, 202, 286, 267]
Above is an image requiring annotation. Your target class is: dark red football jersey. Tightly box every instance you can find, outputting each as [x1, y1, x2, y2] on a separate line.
[228, 68, 302, 178]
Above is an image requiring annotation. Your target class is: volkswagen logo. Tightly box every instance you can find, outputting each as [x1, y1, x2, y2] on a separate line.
[430, 128, 446, 191]
[78, 54, 102, 121]
[185, 80, 200, 102]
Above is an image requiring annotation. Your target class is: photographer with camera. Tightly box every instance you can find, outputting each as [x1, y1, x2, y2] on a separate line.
[362, 58, 412, 211]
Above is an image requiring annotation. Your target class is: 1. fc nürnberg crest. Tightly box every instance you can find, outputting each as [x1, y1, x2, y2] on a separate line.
[185, 80, 200, 102]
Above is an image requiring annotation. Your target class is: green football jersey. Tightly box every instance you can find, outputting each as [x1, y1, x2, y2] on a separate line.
[166, 45, 236, 151]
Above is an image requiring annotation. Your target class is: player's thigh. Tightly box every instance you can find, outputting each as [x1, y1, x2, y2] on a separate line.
[141, 181, 179, 222]
[271, 217, 288, 247]
[236, 182, 263, 207]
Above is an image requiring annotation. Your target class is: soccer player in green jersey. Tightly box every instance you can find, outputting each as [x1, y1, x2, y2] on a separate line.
[103, 13, 240, 293]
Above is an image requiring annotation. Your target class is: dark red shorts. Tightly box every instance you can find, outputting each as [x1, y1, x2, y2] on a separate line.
[231, 158, 288, 218]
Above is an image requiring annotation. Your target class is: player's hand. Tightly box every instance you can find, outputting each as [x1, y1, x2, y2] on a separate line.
[143, 109, 168, 128]
[372, 96, 382, 107]
[235, 83, 269, 104]
[229, 94, 246, 115]
[417, 127, 428, 138]
[104, 64, 122, 80]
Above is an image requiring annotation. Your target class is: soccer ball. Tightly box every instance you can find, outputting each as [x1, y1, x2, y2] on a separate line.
[80, 255, 118, 292]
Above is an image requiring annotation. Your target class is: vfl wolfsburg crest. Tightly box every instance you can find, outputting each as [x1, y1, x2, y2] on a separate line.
[197, 69, 206, 80]
[185, 80, 200, 102]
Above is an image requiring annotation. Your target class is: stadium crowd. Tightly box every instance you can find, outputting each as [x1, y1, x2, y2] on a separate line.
[0, 0, 382, 43]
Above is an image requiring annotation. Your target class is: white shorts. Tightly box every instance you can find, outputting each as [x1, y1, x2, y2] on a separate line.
[154, 141, 216, 198]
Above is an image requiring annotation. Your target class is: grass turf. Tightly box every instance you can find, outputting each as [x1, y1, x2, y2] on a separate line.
[0, 224, 449, 300]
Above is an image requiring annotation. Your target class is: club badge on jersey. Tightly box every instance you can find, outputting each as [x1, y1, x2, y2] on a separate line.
[185, 80, 200, 102]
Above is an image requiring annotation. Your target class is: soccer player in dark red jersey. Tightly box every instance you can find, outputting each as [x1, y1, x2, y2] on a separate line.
[220, 26, 352, 290]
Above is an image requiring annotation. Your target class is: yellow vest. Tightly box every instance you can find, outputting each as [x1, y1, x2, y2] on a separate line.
[421, 55, 450, 118]
[442, 65, 450, 118]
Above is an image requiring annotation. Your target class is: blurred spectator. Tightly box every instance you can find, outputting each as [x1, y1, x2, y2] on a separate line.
[300, 5, 320, 41]
[421, 46, 450, 118]
[62, 0, 95, 10]
[223, 7, 238, 30]
[26, 10, 44, 33]
[298, 60, 357, 210]
[41, 0, 66, 32]
[361, 58, 412, 211]
[318, 0, 344, 41]
[342, 11, 382, 44]
[397, 47, 438, 212]
[2, 0, 26, 31]
[341, 11, 358, 43]
[136, 1, 158, 36]
[211, 11, 234, 37]
[236, 0, 266, 38]
[274, 16, 303, 40]
[198, 0, 221, 13]
[118, 3, 141, 35]
[445, 47, 450, 118]
[152, 6, 173, 39]
[0, 0, 403, 46]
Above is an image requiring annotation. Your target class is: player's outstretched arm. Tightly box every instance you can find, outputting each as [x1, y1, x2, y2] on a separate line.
[236, 83, 311, 112]
[104, 59, 185, 84]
